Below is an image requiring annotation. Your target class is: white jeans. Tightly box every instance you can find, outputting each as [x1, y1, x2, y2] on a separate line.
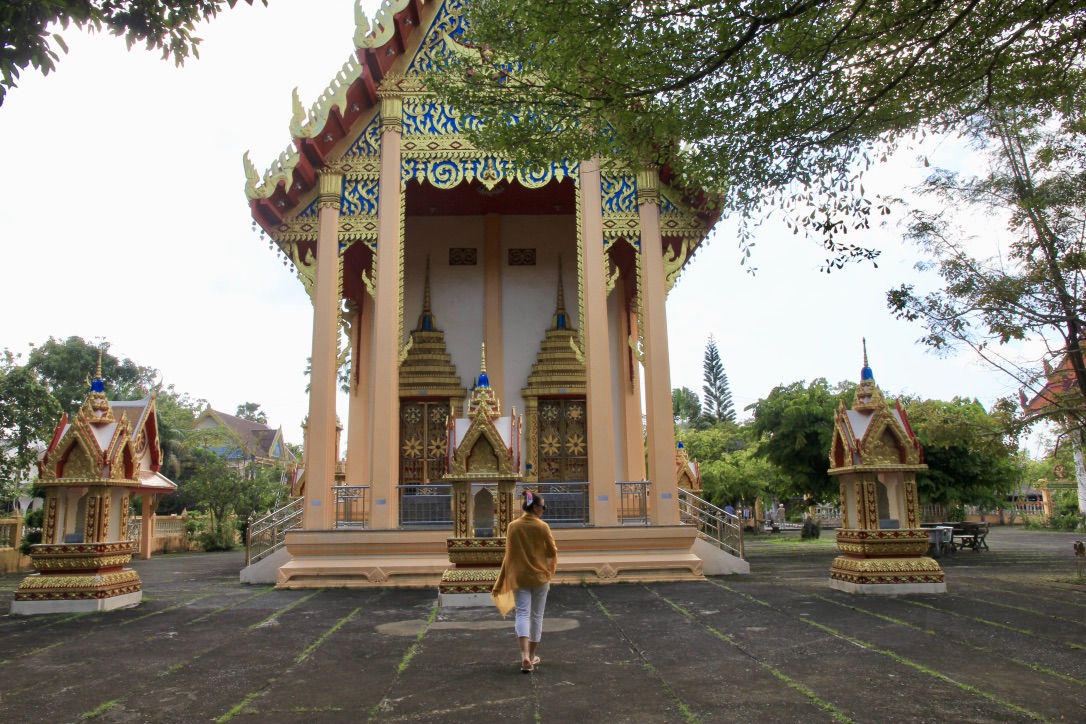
[514, 583, 550, 642]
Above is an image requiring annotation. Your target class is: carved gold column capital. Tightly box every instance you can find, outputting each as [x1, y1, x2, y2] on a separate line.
[636, 166, 660, 204]
[316, 170, 344, 210]
[380, 96, 403, 133]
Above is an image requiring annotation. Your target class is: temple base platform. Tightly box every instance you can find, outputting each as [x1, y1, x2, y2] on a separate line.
[11, 588, 142, 615]
[11, 541, 144, 615]
[273, 525, 709, 589]
[828, 529, 946, 595]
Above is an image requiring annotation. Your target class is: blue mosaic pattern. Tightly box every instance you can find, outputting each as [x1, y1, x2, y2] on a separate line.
[601, 174, 638, 213]
[346, 115, 382, 157]
[297, 198, 319, 219]
[341, 179, 380, 215]
[402, 102, 482, 135]
[408, 0, 468, 74]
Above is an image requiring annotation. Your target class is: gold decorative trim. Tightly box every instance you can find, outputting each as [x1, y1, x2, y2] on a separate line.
[289, 54, 365, 139]
[317, 170, 345, 209]
[380, 96, 404, 133]
[16, 569, 141, 591]
[356, 1, 416, 50]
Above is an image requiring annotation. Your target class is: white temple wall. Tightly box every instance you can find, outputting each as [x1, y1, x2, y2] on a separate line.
[501, 214, 577, 420]
[404, 216, 486, 402]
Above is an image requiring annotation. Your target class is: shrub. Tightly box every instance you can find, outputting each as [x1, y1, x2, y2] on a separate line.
[801, 517, 821, 540]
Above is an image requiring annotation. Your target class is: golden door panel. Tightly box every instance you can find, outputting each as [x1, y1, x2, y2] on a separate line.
[537, 398, 588, 482]
[400, 401, 450, 485]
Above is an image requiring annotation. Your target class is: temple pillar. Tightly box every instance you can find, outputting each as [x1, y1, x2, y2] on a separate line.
[484, 213, 504, 402]
[369, 97, 404, 529]
[579, 158, 617, 526]
[303, 169, 344, 530]
[637, 168, 679, 525]
[139, 493, 153, 559]
[346, 297, 373, 488]
[620, 281, 646, 481]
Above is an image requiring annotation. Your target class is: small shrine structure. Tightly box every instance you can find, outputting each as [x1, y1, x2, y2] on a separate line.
[438, 347, 520, 605]
[12, 360, 176, 614]
[246, 0, 737, 587]
[827, 345, 945, 594]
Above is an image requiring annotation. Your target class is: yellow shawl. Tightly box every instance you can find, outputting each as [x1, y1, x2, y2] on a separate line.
[491, 512, 558, 615]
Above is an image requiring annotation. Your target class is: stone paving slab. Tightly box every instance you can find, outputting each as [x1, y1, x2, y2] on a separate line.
[2, 528, 1085, 723]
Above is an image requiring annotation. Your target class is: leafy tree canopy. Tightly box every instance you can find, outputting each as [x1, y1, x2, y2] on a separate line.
[0, 350, 62, 506]
[748, 378, 855, 502]
[1, 1, 268, 106]
[27, 336, 155, 416]
[672, 386, 702, 428]
[681, 422, 786, 507]
[430, 0, 1086, 267]
[904, 397, 1021, 506]
[235, 401, 268, 424]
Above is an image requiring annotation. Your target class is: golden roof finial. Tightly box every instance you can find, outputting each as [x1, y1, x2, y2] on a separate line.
[415, 255, 436, 331]
[862, 337, 868, 368]
[552, 256, 571, 330]
[95, 349, 103, 380]
[480, 342, 487, 376]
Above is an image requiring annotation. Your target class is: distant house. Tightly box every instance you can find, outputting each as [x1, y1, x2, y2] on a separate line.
[191, 408, 296, 472]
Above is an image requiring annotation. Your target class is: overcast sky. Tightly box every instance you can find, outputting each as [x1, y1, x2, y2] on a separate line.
[0, 1, 1036, 453]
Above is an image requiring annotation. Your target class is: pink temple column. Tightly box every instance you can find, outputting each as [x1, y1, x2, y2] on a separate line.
[368, 96, 404, 529]
[637, 168, 680, 525]
[579, 158, 618, 526]
[304, 169, 344, 530]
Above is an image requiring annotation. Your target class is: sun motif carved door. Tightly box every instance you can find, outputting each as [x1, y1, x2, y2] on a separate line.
[399, 401, 450, 484]
[536, 398, 588, 482]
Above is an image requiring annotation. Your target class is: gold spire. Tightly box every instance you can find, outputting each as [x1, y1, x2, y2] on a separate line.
[552, 256, 571, 330]
[480, 343, 487, 376]
[415, 255, 436, 331]
[863, 337, 868, 368]
[95, 350, 103, 379]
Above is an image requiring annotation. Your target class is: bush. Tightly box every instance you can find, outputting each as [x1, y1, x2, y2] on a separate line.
[18, 507, 44, 555]
[801, 517, 821, 540]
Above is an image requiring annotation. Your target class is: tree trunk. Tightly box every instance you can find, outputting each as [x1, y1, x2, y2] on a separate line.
[1072, 427, 1086, 515]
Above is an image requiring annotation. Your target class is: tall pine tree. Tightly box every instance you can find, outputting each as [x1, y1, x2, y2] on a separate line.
[702, 337, 736, 423]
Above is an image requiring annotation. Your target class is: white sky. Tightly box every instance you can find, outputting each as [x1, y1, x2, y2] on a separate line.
[0, 0, 1029, 450]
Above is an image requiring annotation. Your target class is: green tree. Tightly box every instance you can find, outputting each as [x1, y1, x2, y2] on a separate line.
[27, 336, 154, 415]
[1, 1, 268, 106]
[749, 378, 856, 502]
[905, 397, 1021, 506]
[235, 402, 268, 424]
[682, 422, 786, 507]
[701, 337, 735, 423]
[887, 105, 1086, 511]
[0, 351, 62, 508]
[430, 0, 1086, 265]
[155, 385, 206, 481]
[178, 446, 241, 550]
[672, 386, 702, 428]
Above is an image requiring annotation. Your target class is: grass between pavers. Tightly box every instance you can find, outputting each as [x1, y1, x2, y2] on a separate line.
[585, 586, 701, 724]
[185, 587, 275, 626]
[217, 602, 366, 723]
[119, 594, 215, 626]
[246, 590, 321, 631]
[368, 604, 439, 721]
[73, 590, 332, 719]
[647, 587, 853, 724]
[813, 595, 1086, 688]
[710, 581, 1049, 721]
[952, 591, 1086, 627]
[964, 579, 1086, 609]
[901, 597, 1085, 650]
[81, 698, 122, 719]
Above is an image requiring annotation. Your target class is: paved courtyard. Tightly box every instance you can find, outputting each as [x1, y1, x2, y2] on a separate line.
[1, 526, 1084, 723]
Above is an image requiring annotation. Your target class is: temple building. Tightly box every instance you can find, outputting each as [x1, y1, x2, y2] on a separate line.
[243, 0, 744, 586]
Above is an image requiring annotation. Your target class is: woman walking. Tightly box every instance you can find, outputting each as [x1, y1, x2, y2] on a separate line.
[492, 490, 559, 673]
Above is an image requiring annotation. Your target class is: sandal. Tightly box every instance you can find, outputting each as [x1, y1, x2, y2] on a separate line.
[521, 659, 533, 673]
[531, 656, 541, 666]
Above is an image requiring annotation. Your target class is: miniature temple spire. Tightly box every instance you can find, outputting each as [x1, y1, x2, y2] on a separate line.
[552, 256, 569, 330]
[82, 350, 115, 424]
[478, 343, 489, 388]
[853, 338, 884, 412]
[416, 255, 436, 332]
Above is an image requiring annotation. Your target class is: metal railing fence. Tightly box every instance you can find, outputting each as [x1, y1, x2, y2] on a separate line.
[678, 488, 744, 559]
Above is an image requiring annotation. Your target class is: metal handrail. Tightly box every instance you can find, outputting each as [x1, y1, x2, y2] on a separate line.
[246, 497, 304, 565]
[678, 488, 744, 559]
[616, 481, 651, 525]
[334, 485, 370, 529]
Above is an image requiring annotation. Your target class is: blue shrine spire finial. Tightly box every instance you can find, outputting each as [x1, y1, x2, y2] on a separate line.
[478, 343, 490, 388]
[416, 255, 435, 332]
[860, 337, 873, 381]
[90, 350, 105, 393]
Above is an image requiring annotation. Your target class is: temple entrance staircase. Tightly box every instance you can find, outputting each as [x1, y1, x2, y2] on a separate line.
[678, 488, 746, 564]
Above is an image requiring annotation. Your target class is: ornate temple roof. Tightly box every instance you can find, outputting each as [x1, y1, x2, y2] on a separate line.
[39, 362, 174, 492]
[399, 257, 466, 400]
[193, 408, 296, 463]
[828, 342, 925, 474]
